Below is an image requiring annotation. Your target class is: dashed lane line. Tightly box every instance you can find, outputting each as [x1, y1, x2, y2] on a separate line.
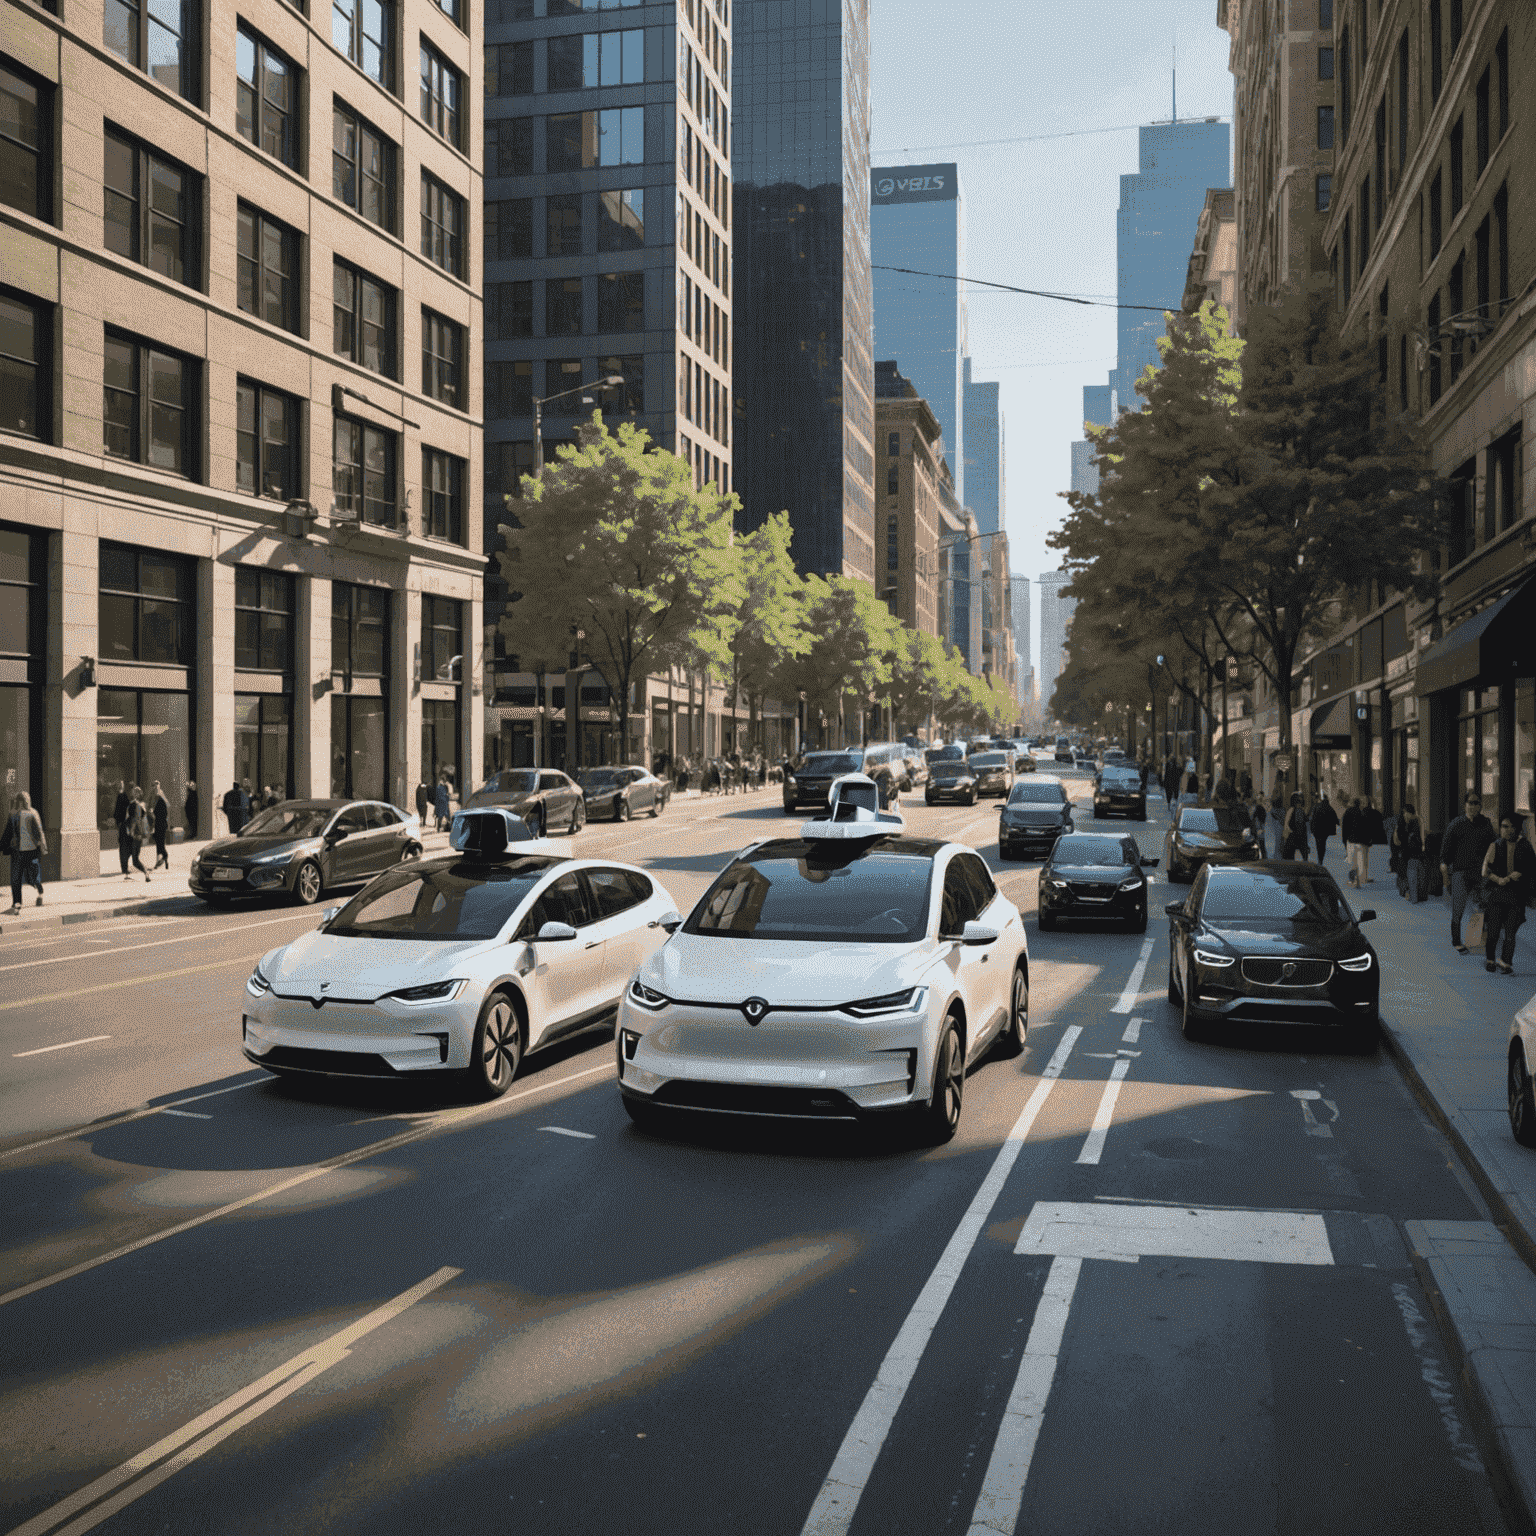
[0, 959, 249, 1013]
[1, 1078, 264, 1160]
[0, 910, 321, 974]
[12, 1036, 111, 1058]
[1110, 937, 1156, 1013]
[1075, 1055, 1133, 1165]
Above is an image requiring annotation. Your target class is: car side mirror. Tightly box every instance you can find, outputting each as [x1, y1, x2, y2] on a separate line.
[961, 920, 999, 946]
[536, 920, 578, 942]
[1358, 909, 1376, 923]
[651, 909, 683, 934]
[1141, 857, 1159, 868]
[1165, 901, 1185, 918]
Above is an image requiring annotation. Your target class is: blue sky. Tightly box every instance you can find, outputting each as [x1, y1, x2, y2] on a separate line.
[870, 0, 1235, 669]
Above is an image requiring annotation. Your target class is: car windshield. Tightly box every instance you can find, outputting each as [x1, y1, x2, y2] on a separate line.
[326, 857, 565, 940]
[971, 752, 1007, 768]
[800, 752, 863, 775]
[1053, 836, 1129, 867]
[686, 842, 933, 943]
[241, 806, 331, 839]
[1009, 781, 1065, 804]
[482, 771, 537, 795]
[579, 769, 619, 787]
[1181, 806, 1251, 834]
[930, 761, 972, 779]
[1201, 871, 1353, 925]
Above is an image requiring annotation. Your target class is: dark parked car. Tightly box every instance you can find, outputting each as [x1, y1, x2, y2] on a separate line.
[1054, 736, 1075, 764]
[1093, 765, 1147, 820]
[998, 777, 1075, 859]
[925, 758, 980, 805]
[189, 799, 422, 906]
[1164, 802, 1259, 882]
[926, 742, 968, 764]
[1166, 863, 1380, 1045]
[968, 750, 1015, 798]
[467, 768, 585, 835]
[579, 765, 667, 820]
[783, 747, 900, 814]
[1039, 833, 1158, 933]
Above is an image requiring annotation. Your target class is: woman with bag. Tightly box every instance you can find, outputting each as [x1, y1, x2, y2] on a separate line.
[5, 791, 48, 912]
[124, 785, 151, 882]
[1481, 815, 1536, 974]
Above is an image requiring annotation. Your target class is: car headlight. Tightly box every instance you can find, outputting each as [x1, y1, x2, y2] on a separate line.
[1192, 947, 1235, 968]
[1337, 952, 1374, 972]
[249, 849, 293, 864]
[386, 979, 468, 1003]
[841, 986, 927, 1018]
[628, 978, 671, 1012]
[246, 964, 271, 997]
[1118, 876, 1141, 891]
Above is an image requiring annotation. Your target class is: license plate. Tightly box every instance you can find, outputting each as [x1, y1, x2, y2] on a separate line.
[214, 867, 244, 881]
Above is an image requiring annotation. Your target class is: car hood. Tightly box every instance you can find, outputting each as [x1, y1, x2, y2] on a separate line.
[645, 934, 930, 1006]
[1199, 920, 1364, 958]
[1176, 830, 1253, 850]
[1005, 806, 1069, 822]
[262, 929, 492, 1001]
[199, 833, 318, 862]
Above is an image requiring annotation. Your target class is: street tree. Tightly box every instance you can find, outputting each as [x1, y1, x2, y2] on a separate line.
[496, 416, 743, 756]
[725, 511, 810, 748]
[783, 576, 898, 745]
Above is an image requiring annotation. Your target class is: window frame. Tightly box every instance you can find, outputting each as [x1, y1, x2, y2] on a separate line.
[421, 446, 465, 543]
[237, 204, 300, 334]
[420, 41, 463, 150]
[235, 377, 301, 500]
[420, 592, 463, 680]
[104, 127, 199, 289]
[421, 170, 465, 277]
[332, 413, 398, 526]
[0, 59, 50, 224]
[98, 541, 195, 666]
[103, 329, 197, 479]
[332, 580, 391, 677]
[596, 269, 643, 333]
[487, 197, 532, 261]
[0, 286, 51, 443]
[333, 260, 397, 378]
[237, 25, 300, 170]
[103, 0, 196, 101]
[331, 0, 393, 92]
[233, 566, 296, 672]
[333, 101, 395, 232]
[421, 307, 465, 408]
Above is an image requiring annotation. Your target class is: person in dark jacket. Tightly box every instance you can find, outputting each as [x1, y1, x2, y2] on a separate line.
[1393, 804, 1427, 900]
[222, 782, 248, 836]
[1480, 815, 1536, 973]
[1281, 793, 1310, 860]
[124, 785, 150, 881]
[184, 781, 199, 841]
[1440, 791, 1497, 952]
[150, 780, 170, 869]
[415, 779, 432, 824]
[1310, 796, 1340, 867]
[1360, 798, 1388, 882]
[434, 776, 451, 831]
[113, 779, 130, 875]
[1342, 797, 1366, 886]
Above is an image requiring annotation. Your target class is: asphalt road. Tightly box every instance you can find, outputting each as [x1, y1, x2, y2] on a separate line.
[0, 765, 1517, 1535]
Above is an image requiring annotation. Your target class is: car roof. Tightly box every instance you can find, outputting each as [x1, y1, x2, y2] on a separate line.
[743, 834, 950, 860]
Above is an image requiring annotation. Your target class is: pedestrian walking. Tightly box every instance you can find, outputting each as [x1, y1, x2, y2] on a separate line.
[222, 781, 248, 835]
[263, 784, 280, 809]
[124, 785, 151, 881]
[1282, 793, 1311, 860]
[1393, 804, 1427, 902]
[1310, 795, 1340, 867]
[1360, 798, 1387, 882]
[1268, 789, 1285, 857]
[1480, 815, 1536, 973]
[1342, 797, 1366, 886]
[1247, 794, 1267, 857]
[151, 780, 170, 869]
[415, 778, 431, 824]
[184, 781, 199, 841]
[1440, 792, 1497, 953]
[113, 779, 130, 874]
[434, 775, 451, 832]
[3, 791, 47, 911]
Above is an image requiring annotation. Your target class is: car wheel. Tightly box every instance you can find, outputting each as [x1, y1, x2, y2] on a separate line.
[1180, 982, 1205, 1042]
[618, 798, 631, 822]
[965, 789, 977, 806]
[996, 966, 1027, 1059]
[1129, 907, 1148, 935]
[916, 1014, 965, 1146]
[649, 797, 659, 817]
[467, 992, 522, 1100]
[1167, 958, 1182, 1005]
[1038, 910, 1056, 932]
[292, 860, 323, 906]
[571, 801, 585, 833]
[784, 801, 798, 815]
[925, 794, 935, 807]
[1509, 1045, 1536, 1147]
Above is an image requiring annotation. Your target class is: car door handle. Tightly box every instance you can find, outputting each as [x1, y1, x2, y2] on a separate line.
[585, 939, 601, 949]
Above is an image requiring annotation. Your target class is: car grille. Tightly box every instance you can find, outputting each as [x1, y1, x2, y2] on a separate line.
[652, 1081, 860, 1120]
[258, 1045, 399, 1076]
[1240, 957, 1333, 987]
[1065, 882, 1118, 901]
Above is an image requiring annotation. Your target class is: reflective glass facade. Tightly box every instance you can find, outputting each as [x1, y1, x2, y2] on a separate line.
[732, 0, 874, 580]
[963, 355, 1002, 536]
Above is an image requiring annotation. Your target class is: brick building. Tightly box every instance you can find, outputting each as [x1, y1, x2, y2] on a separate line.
[874, 360, 941, 638]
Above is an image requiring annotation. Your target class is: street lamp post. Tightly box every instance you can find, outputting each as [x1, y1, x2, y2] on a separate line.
[532, 375, 625, 477]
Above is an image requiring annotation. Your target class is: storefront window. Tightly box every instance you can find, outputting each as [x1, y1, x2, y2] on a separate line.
[1517, 680, 1534, 820]
[331, 695, 387, 801]
[0, 523, 44, 818]
[235, 694, 291, 799]
[421, 697, 458, 785]
[96, 688, 191, 846]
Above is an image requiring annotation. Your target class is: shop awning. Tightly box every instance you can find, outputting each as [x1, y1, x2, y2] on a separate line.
[1310, 695, 1353, 745]
[1416, 577, 1536, 696]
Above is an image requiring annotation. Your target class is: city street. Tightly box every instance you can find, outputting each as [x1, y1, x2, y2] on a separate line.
[0, 768, 1516, 1535]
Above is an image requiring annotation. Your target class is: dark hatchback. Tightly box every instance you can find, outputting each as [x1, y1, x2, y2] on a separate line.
[1167, 863, 1380, 1045]
[1093, 766, 1147, 820]
[925, 758, 980, 805]
[998, 778, 1075, 859]
[1164, 802, 1259, 882]
[189, 800, 421, 906]
[1039, 833, 1158, 932]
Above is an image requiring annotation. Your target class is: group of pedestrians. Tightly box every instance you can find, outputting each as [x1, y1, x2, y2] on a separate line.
[415, 775, 454, 831]
[110, 780, 166, 881]
[1440, 792, 1535, 974]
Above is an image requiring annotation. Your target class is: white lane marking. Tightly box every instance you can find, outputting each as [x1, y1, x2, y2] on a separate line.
[798, 1026, 1083, 1536]
[0, 911, 320, 974]
[0, 1061, 612, 1309]
[9, 1266, 460, 1536]
[160, 1109, 212, 1120]
[1075, 1058, 1132, 1165]
[1110, 937, 1156, 1013]
[1289, 1088, 1338, 1138]
[2, 1077, 267, 1159]
[1388, 1281, 1486, 1474]
[540, 1125, 596, 1139]
[12, 1036, 112, 1058]
[966, 1254, 1084, 1536]
[1015, 1202, 1335, 1266]
[1120, 1016, 1144, 1043]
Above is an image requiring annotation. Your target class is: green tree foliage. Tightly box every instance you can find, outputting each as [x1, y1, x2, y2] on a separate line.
[786, 576, 899, 744]
[883, 627, 950, 737]
[726, 512, 811, 740]
[495, 416, 743, 753]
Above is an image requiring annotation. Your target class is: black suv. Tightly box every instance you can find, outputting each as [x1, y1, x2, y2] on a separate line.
[783, 744, 903, 814]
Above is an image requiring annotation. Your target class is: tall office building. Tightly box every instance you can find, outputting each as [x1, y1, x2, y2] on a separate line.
[963, 356, 1003, 535]
[1009, 573, 1032, 699]
[732, 0, 875, 581]
[870, 162, 964, 500]
[2, 0, 483, 876]
[1037, 569, 1077, 710]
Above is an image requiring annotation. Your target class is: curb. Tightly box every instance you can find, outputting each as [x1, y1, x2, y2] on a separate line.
[0, 894, 210, 934]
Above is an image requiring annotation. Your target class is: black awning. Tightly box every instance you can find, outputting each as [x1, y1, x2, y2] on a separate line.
[1416, 576, 1536, 696]
[1310, 695, 1353, 744]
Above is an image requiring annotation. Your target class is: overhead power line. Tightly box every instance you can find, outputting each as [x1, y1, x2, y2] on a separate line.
[871, 265, 1180, 313]
[871, 117, 1230, 155]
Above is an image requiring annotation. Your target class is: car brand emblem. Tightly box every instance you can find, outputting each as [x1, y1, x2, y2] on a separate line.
[311, 981, 330, 1010]
[1281, 962, 1297, 981]
[741, 996, 769, 1026]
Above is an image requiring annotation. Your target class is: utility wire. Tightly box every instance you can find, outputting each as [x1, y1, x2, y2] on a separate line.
[872, 265, 1180, 313]
[872, 117, 1230, 155]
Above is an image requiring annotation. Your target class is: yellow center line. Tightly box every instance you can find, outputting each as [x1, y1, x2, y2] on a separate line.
[0, 959, 243, 1013]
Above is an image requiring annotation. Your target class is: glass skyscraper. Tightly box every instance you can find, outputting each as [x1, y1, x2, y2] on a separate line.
[732, 0, 875, 581]
[963, 356, 1003, 535]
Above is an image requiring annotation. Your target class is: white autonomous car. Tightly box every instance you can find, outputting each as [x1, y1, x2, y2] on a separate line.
[616, 775, 1030, 1144]
[243, 807, 682, 1097]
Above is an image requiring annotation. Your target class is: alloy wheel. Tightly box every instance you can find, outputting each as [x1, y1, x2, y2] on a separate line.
[474, 997, 522, 1098]
[1510, 1048, 1536, 1148]
[294, 860, 322, 905]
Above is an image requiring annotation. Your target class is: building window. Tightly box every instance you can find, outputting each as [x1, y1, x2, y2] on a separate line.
[421, 697, 459, 784]
[886, 515, 898, 571]
[597, 352, 642, 412]
[421, 309, 464, 407]
[545, 358, 582, 410]
[598, 188, 644, 251]
[104, 0, 194, 100]
[1429, 169, 1442, 256]
[333, 262, 395, 376]
[420, 42, 462, 149]
[495, 117, 534, 175]
[237, 206, 299, 333]
[1339, 28, 1351, 143]
[1341, 213, 1351, 305]
[103, 331, 195, 477]
[1489, 429, 1520, 535]
[485, 440, 533, 502]
[421, 593, 462, 681]
[1, 61, 49, 222]
[887, 431, 899, 456]
[1398, 31, 1409, 173]
[1374, 100, 1386, 218]
[1476, 214, 1490, 322]
[547, 111, 596, 171]
[234, 567, 294, 672]
[1427, 293, 1442, 403]
[1317, 105, 1334, 151]
[235, 695, 291, 802]
[332, 0, 391, 89]
[1315, 174, 1332, 211]
[333, 415, 397, 525]
[1496, 29, 1509, 140]
[597, 271, 643, 333]
[0, 288, 49, 441]
[1476, 67, 1490, 177]
[422, 448, 464, 542]
[99, 542, 193, 665]
[237, 27, 298, 169]
[1430, 0, 1442, 102]
[104, 129, 197, 287]
[1318, 0, 1332, 24]
[1318, 47, 1334, 79]
[236, 379, 299, 499]
[1448, 256, 1464, 384]
[332, 581, 389, 675]
[599, 106, 643, 165]
[1449, 116, 1463, 217]
[546, 34, 582, 90]
[421, 172, 464, 276]
[488, 41, 532, 96]
[887, 463, 899, 495]
[432, 0, 460, 27]
[583, 29, 644, 87]
[1494, 183, 1508, 314]
[488, 360, 533, 417]
[1358, 178, 1370, 269]
[492, 280, 533, 338]
[546, 277, 583, 336]
[333, 104, 394, 230]
[487, 198, 532, 260]
[1449, 0, 1462, 54]
[547, 193, 582, 254]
